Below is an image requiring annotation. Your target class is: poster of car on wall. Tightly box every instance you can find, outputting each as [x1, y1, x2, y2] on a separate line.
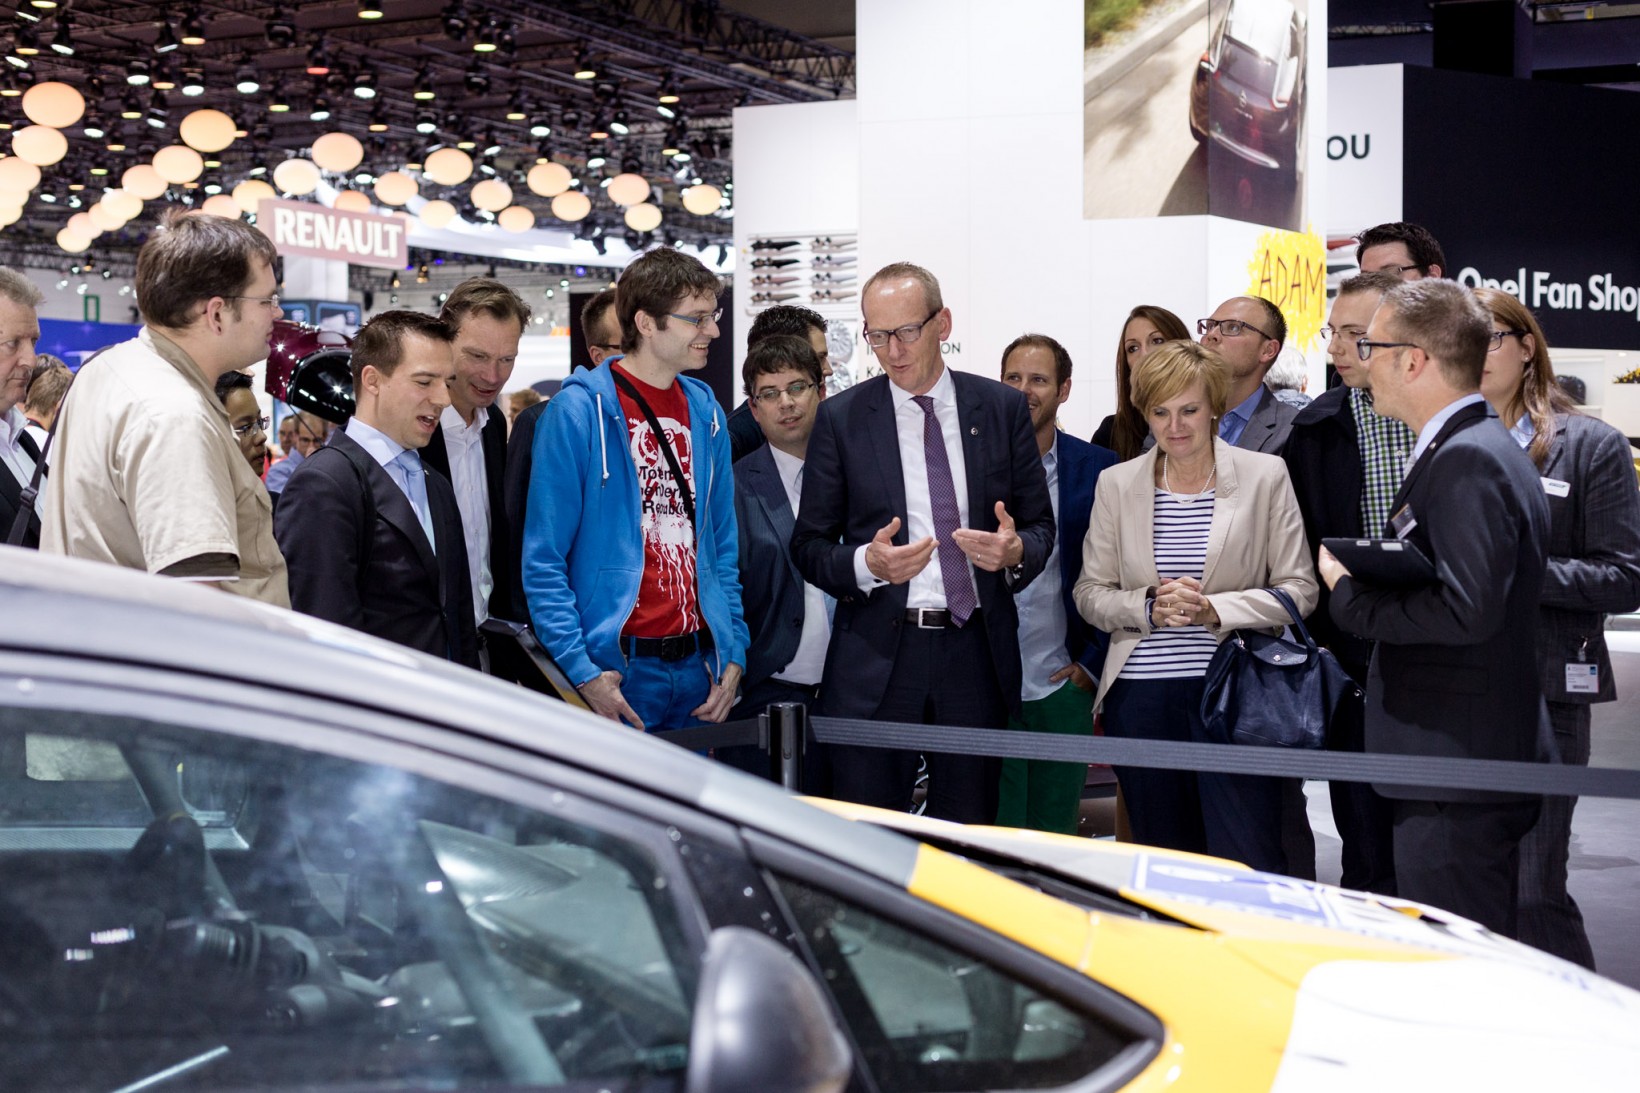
[1083, 0, 1311, 232]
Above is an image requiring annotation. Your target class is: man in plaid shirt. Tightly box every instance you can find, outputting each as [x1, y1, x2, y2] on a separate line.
[1283, 270, 1416, 896]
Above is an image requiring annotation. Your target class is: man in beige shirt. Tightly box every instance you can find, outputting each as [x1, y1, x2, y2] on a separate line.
[42, 210, 289, 607]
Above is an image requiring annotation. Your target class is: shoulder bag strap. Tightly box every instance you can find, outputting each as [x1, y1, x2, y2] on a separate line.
[7, 392, 66, 548]
[610, 369, 697, 538]
[1265, 587, 1319, 652]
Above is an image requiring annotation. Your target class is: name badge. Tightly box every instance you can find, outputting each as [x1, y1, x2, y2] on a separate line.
[1542, 477, 1570, 498]
[1389, 504, 1418, 540]
[1566, 663, 1599, 694]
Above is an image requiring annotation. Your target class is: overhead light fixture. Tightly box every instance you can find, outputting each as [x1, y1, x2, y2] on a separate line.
[528, 114, 551, 138]
[353, 66, 377, 100]
[441, 1, 467, 40]
[306, 40, 331, 77]
[13, 22, 40, 57]
[266, 5, 297, 49]
[610, 109, 630, 136]
[367, 104, 388, 132]
[82, 116, 106, 138]
[657, 101, 677, 120]
[573, 49, 596, 80]
[310, 95, 333, 122]
[127, 59, 151, 86]
[267, 82, 291, 112]
[464, 58, 488, 94]
[179, 9, 207, 47]
[413, 66, 435, 100]
[358, 0, 384, 20]
[586, 150, 607, 169]
[120, 93, 143, 119]
[415, 111, 437, 134]
[482, 131, 502, 157]
[588, 115, 610, 141]
[181, 69, 206, 97]
[235, 56, 260, 94]
[152, 63, 176, 91]
[154, 20, 180, 54]
[48, 14, 73, 56]
[146, 91, 170, 129]
[505, 91, 527, 122]
[472, 16, 498, 52]
[657, 77, 679, 105]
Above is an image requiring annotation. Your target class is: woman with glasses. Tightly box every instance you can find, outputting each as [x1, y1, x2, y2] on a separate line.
[1074, 341, 1317, 875]
[1474, 287, 1640, 969]
[1091, 305, 1191, 460]
[214, 369, 270, 474]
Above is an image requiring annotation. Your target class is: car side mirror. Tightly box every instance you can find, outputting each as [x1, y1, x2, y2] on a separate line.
[685, 927, 852, 1093]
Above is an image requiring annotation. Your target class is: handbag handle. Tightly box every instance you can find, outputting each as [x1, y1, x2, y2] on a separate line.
[1265, 587, 1318, 654]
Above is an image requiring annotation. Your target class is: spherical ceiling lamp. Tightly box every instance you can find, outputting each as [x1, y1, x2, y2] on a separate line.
[681, 184, 722, 216]
[497, 204, 535, 233]
[88, 202, 125, 232]
[232, 178, 275, 214]
[526, 161, 571, 197]
[56, 227, 90, 254]
[470, 177, 511, 212]
[373, 170, 417, 206]
[152, 144, 204, 184]
[12, 125, 69, 167]
[623, 202, 662, 233]
[422, 147, 474, 186]
[200, 193, 242, 218]
[0, 194, 24, 220]
[121, 163, 168, 200]
[0, 207, 21, 230]
[103, 188, 143, 221]
[178, 108, 236, 153]
[418, 198, 457, 229]
[272, 157, 321, 195]
[21, 81, 86, 129]
[66, 211, 100, 238]
[333, 189, 371, 213]
[312, 131, 365, 173]
[606, 172, 650, 207]
[0, 156, 42, 193]
[550, 189, 591, 222]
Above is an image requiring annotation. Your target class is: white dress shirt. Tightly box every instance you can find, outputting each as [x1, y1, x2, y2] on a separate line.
[440, 404, 492, 624]
[0, 405, 38, 498]
[853, 366, 977, 609]
[1014, 438, 1067, 701]
[768, 445, 831, 686]
[345, 418, 434, 552]
[1411, 392, 1486, 466]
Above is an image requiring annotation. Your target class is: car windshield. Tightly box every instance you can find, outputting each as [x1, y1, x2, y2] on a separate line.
[0, 712, 698, 1091]
[1226, 0, 1292, 62]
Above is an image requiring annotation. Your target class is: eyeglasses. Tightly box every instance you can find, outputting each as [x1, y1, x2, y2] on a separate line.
[1319, 325, 1366, 341]
[1356, 338, 1419, 362]
[225, 294, 282, 310]
[1488, 329, 1529, 353]
[751, 380, 819, 405]
[589, 342, 622, 353]
[1196, 317, 1272, 340]
[864, 310, 940, 349]
[1371, 263, 1424, 278]
[232, 415, 271, 438]
[667, 308, 722, 328]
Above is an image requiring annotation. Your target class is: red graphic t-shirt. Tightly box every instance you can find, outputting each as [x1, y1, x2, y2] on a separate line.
[612, 363, 700, 638]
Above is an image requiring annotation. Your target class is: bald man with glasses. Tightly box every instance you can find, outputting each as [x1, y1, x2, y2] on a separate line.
[1197, 295, 1299, 454]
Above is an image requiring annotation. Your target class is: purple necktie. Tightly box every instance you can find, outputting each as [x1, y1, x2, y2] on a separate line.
[913, 395, 977, 625]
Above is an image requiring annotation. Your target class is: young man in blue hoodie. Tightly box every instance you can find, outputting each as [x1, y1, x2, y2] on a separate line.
[522, 248, 747, 732]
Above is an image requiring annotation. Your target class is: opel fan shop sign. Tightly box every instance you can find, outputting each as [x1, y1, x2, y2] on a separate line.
[257, 198, 409, 271]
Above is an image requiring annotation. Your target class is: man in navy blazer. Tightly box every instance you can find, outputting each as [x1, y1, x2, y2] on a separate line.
[997, 334, 1117, 834]
[727, 335, 832, 787]
[1320, 280, 1551, 938]
[792, 263, 1055, 823]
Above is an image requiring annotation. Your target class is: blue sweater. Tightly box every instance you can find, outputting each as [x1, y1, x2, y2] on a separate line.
[521, 359, 748, 687]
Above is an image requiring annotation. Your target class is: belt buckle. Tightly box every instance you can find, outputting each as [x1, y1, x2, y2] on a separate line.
[660, 633, 693, 661]
[913, 608, 941, 630]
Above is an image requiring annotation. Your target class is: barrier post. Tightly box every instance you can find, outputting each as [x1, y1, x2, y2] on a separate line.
[770, 702, 805, 791]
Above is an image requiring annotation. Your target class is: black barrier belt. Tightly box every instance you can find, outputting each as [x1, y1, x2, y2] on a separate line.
[652, 717, 764, 752]
[805, 717, 1640, 801]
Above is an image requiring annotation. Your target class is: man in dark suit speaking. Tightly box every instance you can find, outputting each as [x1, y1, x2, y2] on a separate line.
[1318, 279, 1551, 937]
[276, 311, 480, 669]
[792, 262, 1055, 823]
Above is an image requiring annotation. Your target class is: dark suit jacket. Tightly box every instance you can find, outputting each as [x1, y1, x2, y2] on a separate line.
[1281, 386, 1367, 662]
[421, 404, 514, 621]
[0, 428, 41, 549]
[1054, 433, 1118, 678]
[735, 443, 810, 689]
[1235, 384, 1299, 454]
[275, 429, 480, 668]
[1535, 412, 1640, 704]
[503, 399, 547, 620]
[791, 372, 1055, 719]
[1331, 401, 1552, 801]
[727, 399, 765, 464]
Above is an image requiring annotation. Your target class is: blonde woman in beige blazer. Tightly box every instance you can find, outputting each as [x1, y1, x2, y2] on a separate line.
[1073, 341, 1317, 875]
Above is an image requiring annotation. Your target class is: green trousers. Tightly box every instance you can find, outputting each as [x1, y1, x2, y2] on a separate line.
[995, 679, 1095, 836]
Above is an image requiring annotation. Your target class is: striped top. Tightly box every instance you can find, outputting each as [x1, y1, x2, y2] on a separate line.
[1118, 490, 1219, 680]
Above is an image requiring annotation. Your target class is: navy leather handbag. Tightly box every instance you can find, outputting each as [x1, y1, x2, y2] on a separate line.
[1200, 587, 1363, 749]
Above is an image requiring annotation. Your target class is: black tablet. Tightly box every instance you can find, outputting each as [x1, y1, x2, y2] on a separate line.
[1322, 537, 1437, 586]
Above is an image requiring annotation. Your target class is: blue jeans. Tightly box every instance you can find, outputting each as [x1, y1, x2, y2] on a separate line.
[622, 652, 713, 732]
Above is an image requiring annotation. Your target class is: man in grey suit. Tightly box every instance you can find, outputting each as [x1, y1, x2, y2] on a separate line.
[1198, 295, 1299, 454]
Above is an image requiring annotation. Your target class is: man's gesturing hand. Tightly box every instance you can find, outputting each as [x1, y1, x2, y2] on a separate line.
[952, 502, 1025, 573]
[865, 516, 936, 584]
[578, 671, 646, 732]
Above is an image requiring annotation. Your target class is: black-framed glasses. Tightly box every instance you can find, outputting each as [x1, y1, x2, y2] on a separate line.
[232, 415, 271, 438]
[1488, 329, 1529, 353]
[1356, 338, 1419, 362]
[751, 380, 819, 405]
[1319, 324, 1366, 342]
[667, 308, 722, 328]
[1371, 263, 1424, 278]
[589, 342, 622, 353]
[225, 294, 282, 309]
[1196, 317, 1272, 340]
[863, 310, 940, 349]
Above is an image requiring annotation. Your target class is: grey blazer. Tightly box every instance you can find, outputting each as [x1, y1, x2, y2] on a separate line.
[1535, 412, 1640, 704]
[1236, 385, 1300, 455]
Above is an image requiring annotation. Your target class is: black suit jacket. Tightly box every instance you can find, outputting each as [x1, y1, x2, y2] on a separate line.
[275, 429, 480, 668]
[1282, 386, 1367, 662]
[421, 404, 514, 621]
[502, 399, 547, 621]
[0, 428, 41, 549]
[735, 443, 810, 689]
[727, 399, 765, 464]
[1331, 401, 1553, 801]
[791, 372, 1055, 719]
[1535, 412, 1640, 704]
[1235, 384, 1300, 454]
